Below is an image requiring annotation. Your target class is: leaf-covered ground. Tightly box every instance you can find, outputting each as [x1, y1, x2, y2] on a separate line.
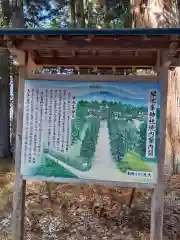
[0, 161, 180, 240]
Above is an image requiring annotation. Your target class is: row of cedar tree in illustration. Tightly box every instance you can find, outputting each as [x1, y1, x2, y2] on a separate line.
[69, 101, 160, 172]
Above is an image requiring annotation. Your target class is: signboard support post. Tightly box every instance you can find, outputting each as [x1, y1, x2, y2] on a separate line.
[150, 65, 169, 240]
[12, 61, 27, 240]
[128, 188, 136, 207]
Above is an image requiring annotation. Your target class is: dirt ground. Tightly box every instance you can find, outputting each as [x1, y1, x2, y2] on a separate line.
[0, 161, 180, 240]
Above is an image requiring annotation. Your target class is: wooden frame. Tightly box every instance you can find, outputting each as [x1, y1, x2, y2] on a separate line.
[23, 175, 155, 189]
[28, 73, 158, 82]
[12, 65, 27, 240]
[150, 65, 169, 240]
[23, 72, 158, 192]
[9, 32, 179, 240]
[2, 32, 180, 69]
[14, 72, 160, 240]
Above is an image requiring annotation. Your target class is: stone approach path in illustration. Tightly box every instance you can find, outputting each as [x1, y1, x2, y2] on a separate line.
[45, 120, 131, 181]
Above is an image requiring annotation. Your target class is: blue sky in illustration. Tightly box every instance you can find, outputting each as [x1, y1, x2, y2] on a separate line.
[26, 80, 160, 91]
[25, 80, 160, 107]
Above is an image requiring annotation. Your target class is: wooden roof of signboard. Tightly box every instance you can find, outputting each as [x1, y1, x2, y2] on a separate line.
[0, 28, 180, 69]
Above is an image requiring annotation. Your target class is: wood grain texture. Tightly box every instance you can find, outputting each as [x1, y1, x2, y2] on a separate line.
[12, 66, 27, 240]
[150, 66, 169, 240]
[28, 73, 158, 82]
[23, 175, 155, 189]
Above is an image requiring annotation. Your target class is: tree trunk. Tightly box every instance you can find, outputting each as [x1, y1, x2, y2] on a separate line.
[75, 0, 85, 28]
[0, 49, 11, 157]
[11, 1, 25, 28]
[70, 0, 76, 27]
[131, 0, 180, 175]
[0, 0, 12, 158]
[11, 0, 24, 156]
[0, 0, 24, 158]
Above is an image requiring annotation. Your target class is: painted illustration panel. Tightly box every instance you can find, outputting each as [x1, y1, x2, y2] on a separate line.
[21, 80, 160, 184]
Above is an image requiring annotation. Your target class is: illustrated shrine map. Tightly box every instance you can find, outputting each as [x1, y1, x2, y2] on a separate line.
[21, 80, 160, 184]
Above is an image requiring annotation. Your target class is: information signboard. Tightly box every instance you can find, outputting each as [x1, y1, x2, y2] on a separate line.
[21, 80, 160, 184]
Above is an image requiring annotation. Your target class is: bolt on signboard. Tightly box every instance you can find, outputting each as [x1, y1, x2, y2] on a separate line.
[21, 80, 160, 185]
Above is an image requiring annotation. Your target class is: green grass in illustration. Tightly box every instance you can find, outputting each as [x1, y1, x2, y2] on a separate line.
[118, 151, 152, 173]
[34, 156, 77, 178]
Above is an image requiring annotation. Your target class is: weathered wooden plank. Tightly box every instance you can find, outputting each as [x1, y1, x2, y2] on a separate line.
[23, 57, 180, 69]
[23, 175, 155, 189]
[150, 66, 169, 240]
[15, 38, 172, 51]
[12, 65, 27, 240]
[33, 56, 156, 68]
[28, 73, 158, 82]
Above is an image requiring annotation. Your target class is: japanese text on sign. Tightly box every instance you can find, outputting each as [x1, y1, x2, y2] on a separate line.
[146, 90, 157, 158]
[21, 87, 76, 167]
